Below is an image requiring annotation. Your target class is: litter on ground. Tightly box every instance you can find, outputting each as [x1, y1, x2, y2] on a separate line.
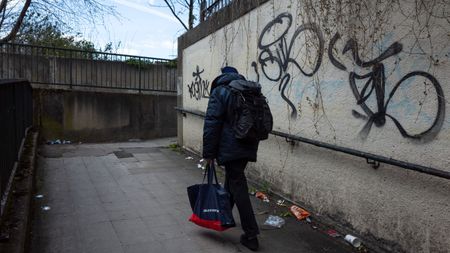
[263, 215, 285, 228]
[289, 205, 310, 220]
[255, 191, 270, 202]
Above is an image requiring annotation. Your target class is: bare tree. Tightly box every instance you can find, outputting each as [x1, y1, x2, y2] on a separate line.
[156, 0, 202, 30]
[0, 0, 116, 43]
[0, 0, 32, 42]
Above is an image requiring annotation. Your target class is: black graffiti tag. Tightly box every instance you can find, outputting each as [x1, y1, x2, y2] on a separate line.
[247, 12, 445, 141]
[188, 66, 210, 100]
[328, 32, 446, 141]
[252, 12, 324, 119]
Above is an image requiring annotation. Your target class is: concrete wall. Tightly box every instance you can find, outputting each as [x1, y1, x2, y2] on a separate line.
[34, 88, 177, 143]
[178, 1, 450, 252]
[0, 53, 176, 91]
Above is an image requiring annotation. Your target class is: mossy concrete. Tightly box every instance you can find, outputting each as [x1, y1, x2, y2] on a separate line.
[33, 88, 177, 143]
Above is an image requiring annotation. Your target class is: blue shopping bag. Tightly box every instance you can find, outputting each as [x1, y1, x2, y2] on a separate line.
[187, 162, 235, 231]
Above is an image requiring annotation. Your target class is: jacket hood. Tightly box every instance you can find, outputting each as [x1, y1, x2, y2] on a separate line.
[229, 79, 261, 93]
[210, 73, 245, 92]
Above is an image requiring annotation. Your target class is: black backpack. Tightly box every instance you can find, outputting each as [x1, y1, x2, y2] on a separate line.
[227, 80, 273, 141]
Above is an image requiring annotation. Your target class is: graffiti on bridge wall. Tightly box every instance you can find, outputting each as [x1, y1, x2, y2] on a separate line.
[328, 33, 446, 141]
[251, 12, 445, 141]
[187, 65, 210, 100]
[251, 12, 324, 119]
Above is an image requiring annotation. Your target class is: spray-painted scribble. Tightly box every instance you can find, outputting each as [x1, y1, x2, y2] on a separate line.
[252, 12, 324, 119]
[187, 65, 210, 100]
[247, 13, 445, 141]
[329, 33, 446, 141]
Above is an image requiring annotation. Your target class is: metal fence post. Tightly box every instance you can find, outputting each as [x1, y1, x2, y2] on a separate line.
[53, 46, 56, 85]
[200, 0, 206, 21]
[138, 57, 142, 93]
[70, 51, 73, 89]
[12, 84, 18, 156]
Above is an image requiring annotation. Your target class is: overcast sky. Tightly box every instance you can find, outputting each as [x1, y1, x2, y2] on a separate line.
[80, 0, 189, 59]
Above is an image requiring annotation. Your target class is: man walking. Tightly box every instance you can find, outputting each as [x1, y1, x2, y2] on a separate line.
[202, 66, 260, 251]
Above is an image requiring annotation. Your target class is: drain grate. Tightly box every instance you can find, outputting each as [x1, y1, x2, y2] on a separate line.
[113, 151, 134, 159]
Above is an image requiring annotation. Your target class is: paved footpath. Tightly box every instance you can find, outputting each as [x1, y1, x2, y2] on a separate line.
[31, 138, 355, 253]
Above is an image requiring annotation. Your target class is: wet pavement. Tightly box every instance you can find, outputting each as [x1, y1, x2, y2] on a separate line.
[30, 138, 355, 253]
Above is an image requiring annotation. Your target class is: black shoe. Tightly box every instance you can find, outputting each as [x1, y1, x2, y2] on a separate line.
[240, 234, 259, 251]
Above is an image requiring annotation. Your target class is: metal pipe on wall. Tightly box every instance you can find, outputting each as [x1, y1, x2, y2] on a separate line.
[175, 107, 450, 180]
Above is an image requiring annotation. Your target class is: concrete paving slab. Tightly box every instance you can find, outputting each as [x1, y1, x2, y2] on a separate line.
[31, 138, 356, 253]
[112, 218, 154, 245]
[122, 241, 165, 253]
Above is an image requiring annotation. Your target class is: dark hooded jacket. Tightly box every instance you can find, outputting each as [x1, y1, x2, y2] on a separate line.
[202, 72, 259, 164]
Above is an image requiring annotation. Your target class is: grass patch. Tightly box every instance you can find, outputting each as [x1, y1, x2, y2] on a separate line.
[261, 181, 271, 194]
[167, 143, 183, 153]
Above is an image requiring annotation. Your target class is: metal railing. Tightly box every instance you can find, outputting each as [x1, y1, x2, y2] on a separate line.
[0, 43, 177, 93]
[0, 80, 33, 204]
[200, 0, 233, 21]
[175, 107, 450, 180]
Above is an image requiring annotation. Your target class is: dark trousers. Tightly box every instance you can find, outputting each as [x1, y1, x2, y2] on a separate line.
[223, 159, 259, 237]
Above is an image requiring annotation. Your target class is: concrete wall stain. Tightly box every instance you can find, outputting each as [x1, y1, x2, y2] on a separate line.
[35, 89, 177, 142]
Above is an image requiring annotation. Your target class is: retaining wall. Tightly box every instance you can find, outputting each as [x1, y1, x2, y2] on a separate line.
[177, 1, 450, 252]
